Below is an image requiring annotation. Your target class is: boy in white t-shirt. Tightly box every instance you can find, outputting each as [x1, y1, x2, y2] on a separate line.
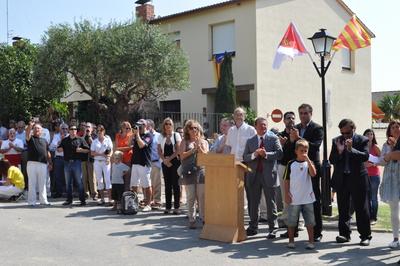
[284, 139, 317, 250]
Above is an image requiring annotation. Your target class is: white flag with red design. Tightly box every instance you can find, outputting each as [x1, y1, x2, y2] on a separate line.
[272, 22, 308, 69]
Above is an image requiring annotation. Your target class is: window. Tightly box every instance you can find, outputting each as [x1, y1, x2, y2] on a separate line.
[211, 21, 235, 55]
[341, 48, 353, 71]
[168, 31, 181, 48]
[160, 100, 181, 124]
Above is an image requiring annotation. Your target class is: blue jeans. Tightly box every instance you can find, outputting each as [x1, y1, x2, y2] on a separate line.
[64, 160, 85, 203]
[369, 175, 380, 221]
[54, 157, 65, 195]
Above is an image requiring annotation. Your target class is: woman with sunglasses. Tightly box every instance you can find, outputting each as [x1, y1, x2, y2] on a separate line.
[91, 125, 113, 205]
[380, 121, 400, 248]
[115, 121, 133, 191]
[158, 118, 182, 214]
[179, 120, 208, 229]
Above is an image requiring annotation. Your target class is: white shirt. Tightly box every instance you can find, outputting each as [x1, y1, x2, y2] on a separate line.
[284, 160, 315, 205]
[226, 122, 256, 161]
[49, 132, 64, 156]
[41, 127, 51, 144]
[15, 130, 26, 148]
[158, 132, 182, 154]
[90, 136, 113, 161]
[0, 139, 24, 155]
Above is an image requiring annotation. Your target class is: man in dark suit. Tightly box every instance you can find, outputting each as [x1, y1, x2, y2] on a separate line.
[243, 117, 283, 239]
[329, 118, 371, 246]
[291, 103, 323, 242]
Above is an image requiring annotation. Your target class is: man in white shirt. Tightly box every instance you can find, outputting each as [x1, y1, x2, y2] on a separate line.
[226, 107, 256, 162]
[0, 128, 24, 167]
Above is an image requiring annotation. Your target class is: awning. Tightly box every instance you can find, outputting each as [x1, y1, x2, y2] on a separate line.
[372, 101, 385, 120]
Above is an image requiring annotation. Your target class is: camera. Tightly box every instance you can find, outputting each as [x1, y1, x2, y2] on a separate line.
[104, 148, 111, 155]
[133, 122, 144, 130]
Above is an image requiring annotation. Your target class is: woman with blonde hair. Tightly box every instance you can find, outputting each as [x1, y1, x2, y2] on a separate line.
[115, 121, 133, 190]
[158, 117, 182, 214]
[379, 120, 400, 248]
[178, 120, 209, 229]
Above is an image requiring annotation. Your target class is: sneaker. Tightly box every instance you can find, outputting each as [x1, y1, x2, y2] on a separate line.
[360, 239, 370, 246]
[142, 205, 152, 212]
[306, 243, 315, 250]
[287, 242, 295, 249]
[97, 199, 105, 205]
[370, 219, 377, 225]
[389, 240, 400, 249]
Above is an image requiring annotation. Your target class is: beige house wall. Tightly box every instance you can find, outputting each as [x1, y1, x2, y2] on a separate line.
[156, 0, 257, 114]
[255, 0, 372, 142]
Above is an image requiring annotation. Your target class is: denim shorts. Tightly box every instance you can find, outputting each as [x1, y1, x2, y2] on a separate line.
[287, 203, 315, 227]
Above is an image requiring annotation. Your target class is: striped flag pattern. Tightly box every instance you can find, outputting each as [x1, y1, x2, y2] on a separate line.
[333, 16, 371, 51]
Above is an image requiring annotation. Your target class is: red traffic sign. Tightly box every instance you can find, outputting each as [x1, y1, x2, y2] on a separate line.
[271, 109, 283, 123]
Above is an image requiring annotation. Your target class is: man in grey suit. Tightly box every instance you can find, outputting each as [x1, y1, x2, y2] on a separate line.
[243, 117, 283, 238]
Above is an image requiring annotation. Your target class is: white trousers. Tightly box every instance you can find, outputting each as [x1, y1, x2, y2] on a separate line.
[389, 200, 400, 238]
[94, 160, 111, 190]
[27, 161, 48, 205]
[0, 186, 22, 198]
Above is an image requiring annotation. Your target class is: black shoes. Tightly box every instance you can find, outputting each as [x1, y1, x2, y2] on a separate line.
[79, 201, 87, 206]
[266, 231, 276, 239]
[360, 238, 370, 246]
[314, 234, 323, 242]
[258, 217, 268, 223]
[62, 201, 72, 206]
[246, 228, 258, 236]
[280, 231, 298, 238]
[336, 235, 351, 243]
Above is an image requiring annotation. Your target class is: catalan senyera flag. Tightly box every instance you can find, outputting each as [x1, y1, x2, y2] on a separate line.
[213, 53, 225, 84]
[272, 22, 308, 70]
[333, 16, 371, 51]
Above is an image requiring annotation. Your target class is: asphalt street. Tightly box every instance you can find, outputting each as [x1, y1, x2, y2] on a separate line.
[1, 198, 399, 266]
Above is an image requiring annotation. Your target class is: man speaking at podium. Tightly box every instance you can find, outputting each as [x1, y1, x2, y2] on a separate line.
[243, 117, 283, 238]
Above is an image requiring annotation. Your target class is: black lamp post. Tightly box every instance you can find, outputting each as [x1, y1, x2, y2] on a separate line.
[308, 29, 336, 216]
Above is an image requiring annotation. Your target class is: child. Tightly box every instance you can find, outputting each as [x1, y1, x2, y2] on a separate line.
[111, 151, 130, 212]
[284, 139, 317, 249]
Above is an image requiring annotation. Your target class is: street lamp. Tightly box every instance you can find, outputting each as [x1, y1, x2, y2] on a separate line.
[308, 29, 336, 216]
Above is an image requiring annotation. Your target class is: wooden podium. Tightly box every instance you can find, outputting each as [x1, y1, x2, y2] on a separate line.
[197, 153, 247, 243]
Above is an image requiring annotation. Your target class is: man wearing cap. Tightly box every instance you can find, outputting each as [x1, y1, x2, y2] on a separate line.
[130, 119, 153, 212]
[57, 125, 90, 206]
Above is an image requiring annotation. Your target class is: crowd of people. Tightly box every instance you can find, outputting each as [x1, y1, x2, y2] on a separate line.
[0, 104, 400, 253]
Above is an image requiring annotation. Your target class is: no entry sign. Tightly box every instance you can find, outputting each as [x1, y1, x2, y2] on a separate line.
[271, 109, 283, 123]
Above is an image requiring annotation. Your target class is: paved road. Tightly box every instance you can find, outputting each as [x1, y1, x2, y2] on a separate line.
[0, 199, 399, 265]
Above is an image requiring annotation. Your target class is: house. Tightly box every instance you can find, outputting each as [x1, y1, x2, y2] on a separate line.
[140, 0, 374, 139]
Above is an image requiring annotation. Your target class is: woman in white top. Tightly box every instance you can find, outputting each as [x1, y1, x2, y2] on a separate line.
[91, 125, 113, 205]
[157, 117, 182, 214]
[379, 121, 400, 248]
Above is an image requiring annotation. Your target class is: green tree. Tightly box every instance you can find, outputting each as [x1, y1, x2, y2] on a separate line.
[34, 20, 190, 131]
[0, 40, 51, 122]
[378, 93, 400, 121]
[215, 53, 236, 114]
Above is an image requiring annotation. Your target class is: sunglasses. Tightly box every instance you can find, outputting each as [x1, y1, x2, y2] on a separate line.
[189, 126, 198, 131]
[69, 128, 77, 131]
[341, 130, 352, 135]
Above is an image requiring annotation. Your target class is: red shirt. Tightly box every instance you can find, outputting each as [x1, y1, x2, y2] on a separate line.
[367, 145, 380, 177]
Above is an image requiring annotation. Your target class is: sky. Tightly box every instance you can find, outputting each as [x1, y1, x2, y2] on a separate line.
[0, 0, 398, 92]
